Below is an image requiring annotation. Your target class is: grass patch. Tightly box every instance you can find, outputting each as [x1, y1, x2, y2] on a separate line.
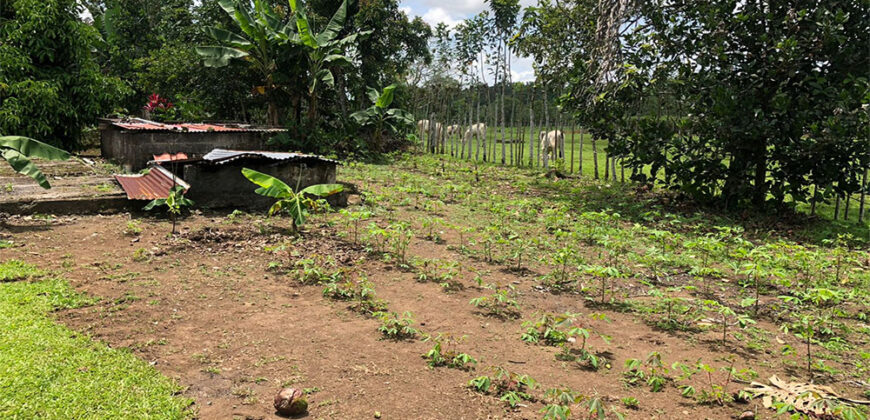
[0, 264, 192, 419]
[0, 260, 44, 282]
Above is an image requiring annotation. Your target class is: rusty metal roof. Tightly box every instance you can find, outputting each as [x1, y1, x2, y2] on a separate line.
[201, 149, 341, 165]
[114, 166, 191, 200]
[107, 118, 286, 133]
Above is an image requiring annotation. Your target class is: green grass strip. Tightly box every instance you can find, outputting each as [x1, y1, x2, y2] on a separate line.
[0, 266, 192, 419]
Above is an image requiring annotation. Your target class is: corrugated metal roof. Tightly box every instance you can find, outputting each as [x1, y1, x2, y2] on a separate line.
[108, 118, 286, 133]
[152, 152, 189, 162]
[114, 166, 191, 200]
[201, 149, 341, 165]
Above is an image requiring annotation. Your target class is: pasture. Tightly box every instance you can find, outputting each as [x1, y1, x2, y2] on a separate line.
[2, 154, 867, 419]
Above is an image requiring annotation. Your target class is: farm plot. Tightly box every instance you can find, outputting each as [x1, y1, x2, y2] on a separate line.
[1, 153, 868, 419]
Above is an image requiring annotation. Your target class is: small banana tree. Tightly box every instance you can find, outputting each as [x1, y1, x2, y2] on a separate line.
[242, 168, 343, 233]
[144, 185, 194, 234]
[1, 135, 70, 189]
[350, 84, 413, 151]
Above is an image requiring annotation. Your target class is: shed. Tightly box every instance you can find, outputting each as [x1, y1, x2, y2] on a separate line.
[160, 149, 343, 210]
[99, 118, 286, 171]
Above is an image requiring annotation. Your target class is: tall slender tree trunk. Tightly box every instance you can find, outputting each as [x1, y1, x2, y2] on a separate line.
[859, 169, 868, 223]
[753, 140, 768, 206]
[810, 184, 818, 216]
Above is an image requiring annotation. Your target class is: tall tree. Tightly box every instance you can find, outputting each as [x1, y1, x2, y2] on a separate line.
[0, 0, 127, 149]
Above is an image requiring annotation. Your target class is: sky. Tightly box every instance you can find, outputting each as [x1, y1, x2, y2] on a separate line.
[398, 0, 539, 83]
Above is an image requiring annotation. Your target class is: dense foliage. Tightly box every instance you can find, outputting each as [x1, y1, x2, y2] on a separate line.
[0, 0, 126, 149]
[517, 0, 870, 209]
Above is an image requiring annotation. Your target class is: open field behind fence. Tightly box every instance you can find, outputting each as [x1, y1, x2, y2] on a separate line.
[417, 126, 869, 228]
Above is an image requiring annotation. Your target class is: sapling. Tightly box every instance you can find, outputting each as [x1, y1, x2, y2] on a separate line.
[780, 287, 843, 380]
[241, 168, 343, 233]
[144, 185, 194, 234]
[700, 300, 756, 345]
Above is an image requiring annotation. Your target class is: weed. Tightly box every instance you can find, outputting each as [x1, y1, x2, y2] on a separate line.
[124, 220, 142, 236]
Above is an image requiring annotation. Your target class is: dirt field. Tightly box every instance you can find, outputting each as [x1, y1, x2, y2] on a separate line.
[1, 156, 867, 420]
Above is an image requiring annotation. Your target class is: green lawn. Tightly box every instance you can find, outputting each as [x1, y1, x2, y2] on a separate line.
[0, 260, 192, 419]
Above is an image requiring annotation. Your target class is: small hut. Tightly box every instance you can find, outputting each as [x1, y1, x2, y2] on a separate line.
[99, 118, 285, 171]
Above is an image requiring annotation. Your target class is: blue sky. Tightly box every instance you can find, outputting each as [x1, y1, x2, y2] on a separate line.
[398, 0, 538, 82]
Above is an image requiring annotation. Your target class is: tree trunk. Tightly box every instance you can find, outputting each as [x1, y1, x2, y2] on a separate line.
[859, 169, 868, 223]
[753, 141, 768, 206]
[593, 138, 599, 179]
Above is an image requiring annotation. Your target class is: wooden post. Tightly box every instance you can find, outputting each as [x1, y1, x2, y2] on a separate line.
[578, 129, 584, 177]
[810, 184, 818, 216]
[570, 122, 576, 173]
[529, 87, 535, 167]
[592, 138, 599, 179]
[834, 190, 841, 220]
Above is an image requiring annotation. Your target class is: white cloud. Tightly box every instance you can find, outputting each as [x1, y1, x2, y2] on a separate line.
[421, 7, 462, 28]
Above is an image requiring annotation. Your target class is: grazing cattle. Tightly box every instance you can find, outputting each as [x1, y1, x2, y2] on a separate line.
[540, 130, 565, 161]
[463, 123, 486, 145]
[417, 119, 430, 133]
[446, 124, 462, 138]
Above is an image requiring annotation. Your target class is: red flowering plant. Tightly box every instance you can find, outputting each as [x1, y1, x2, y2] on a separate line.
[143, 94, 177, 122]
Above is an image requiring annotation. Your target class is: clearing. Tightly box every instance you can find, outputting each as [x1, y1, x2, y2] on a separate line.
[1, 154, 867, 419]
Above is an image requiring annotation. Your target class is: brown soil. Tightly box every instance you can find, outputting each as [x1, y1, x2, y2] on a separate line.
[1, 210, 775, 420]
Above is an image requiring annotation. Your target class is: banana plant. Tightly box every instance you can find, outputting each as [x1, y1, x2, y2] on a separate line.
[1, 135, 70, 189]
[196, 0, 301, 126]
[288, 0, 371, 121]
[144, 185, 194, 234]
[350, 84, 413, 151]
[242, 168, 343, 233]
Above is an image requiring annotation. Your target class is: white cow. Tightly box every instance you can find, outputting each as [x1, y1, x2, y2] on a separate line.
[540, 130, 565, 161]
[463, 123, 486, 146]
[446, 124, 462, 138]
[417, 119, 430, 133]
